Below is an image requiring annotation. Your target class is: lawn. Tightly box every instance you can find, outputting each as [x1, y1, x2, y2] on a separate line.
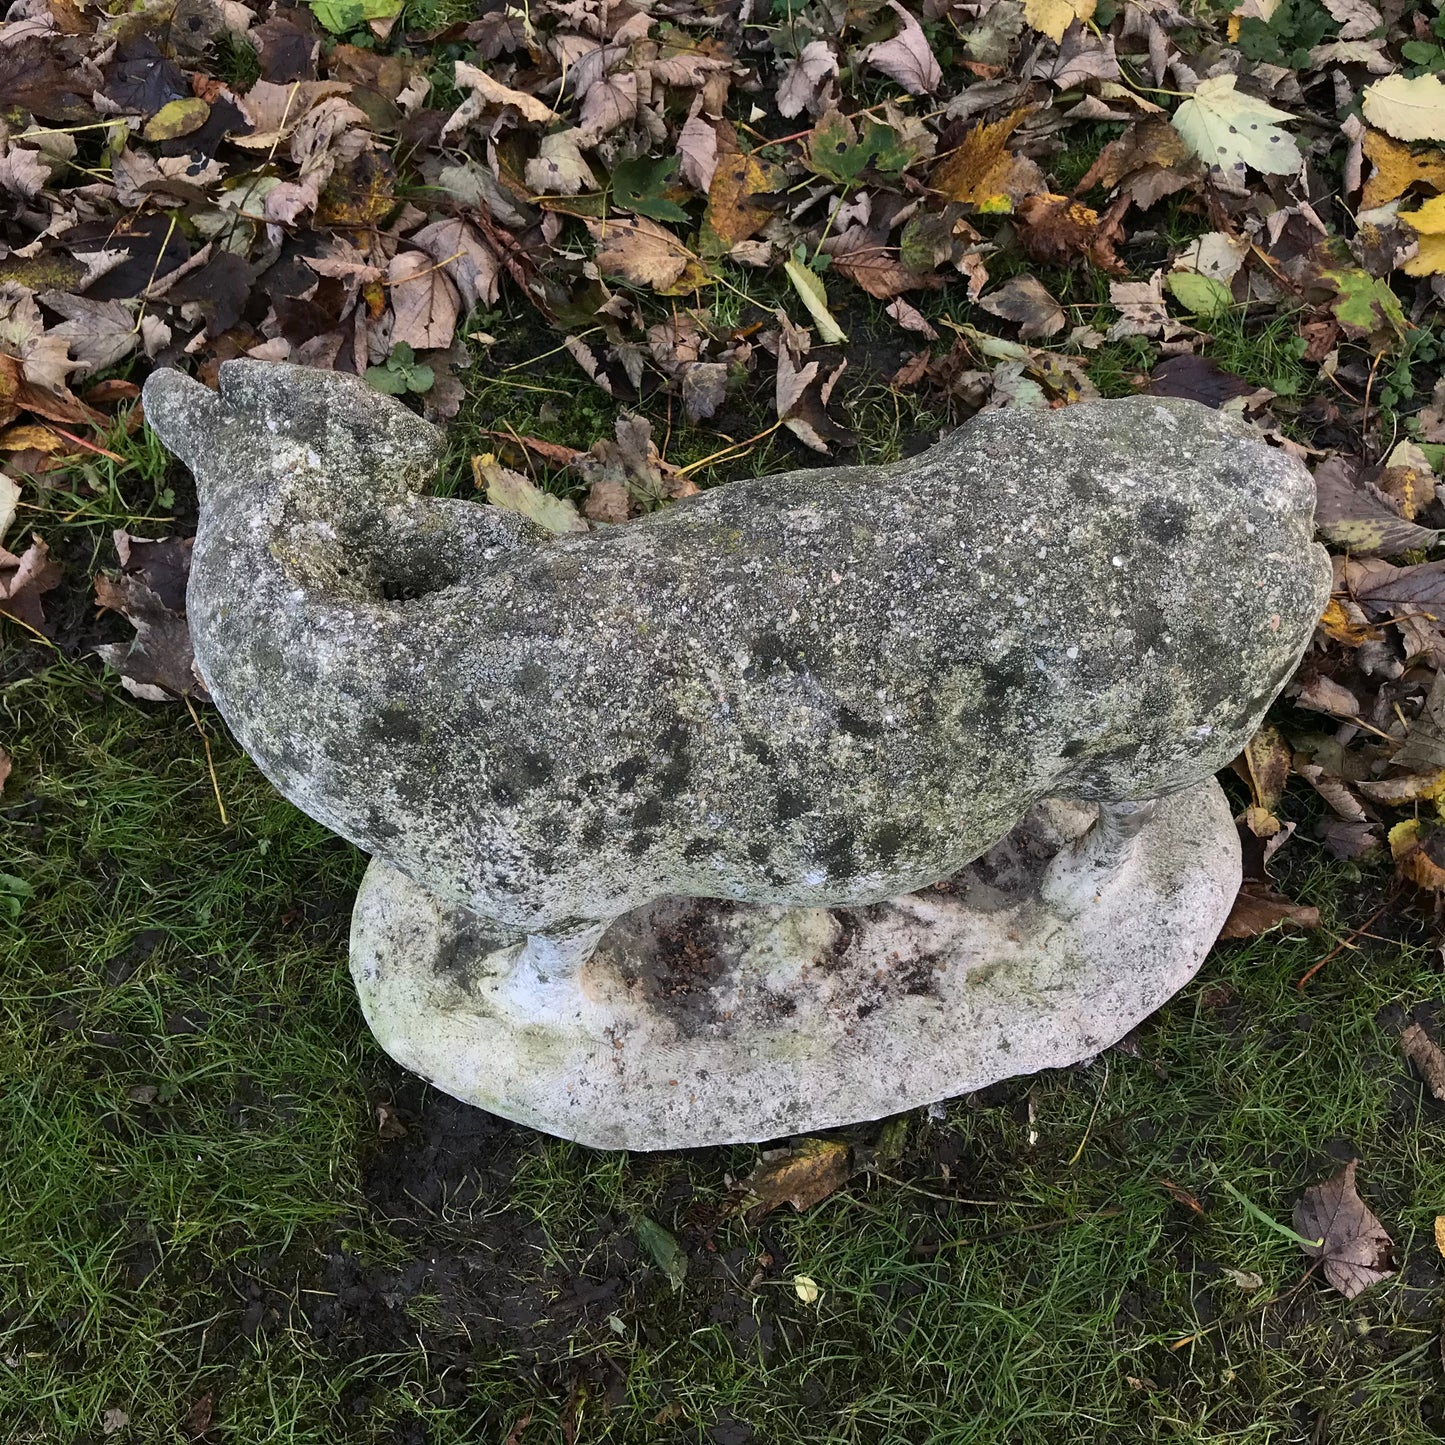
[4, 321, 1445, 1444]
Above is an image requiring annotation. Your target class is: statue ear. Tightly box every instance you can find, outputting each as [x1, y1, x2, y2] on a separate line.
[217, 359, 445, 491]
[140, 369, 234, 504]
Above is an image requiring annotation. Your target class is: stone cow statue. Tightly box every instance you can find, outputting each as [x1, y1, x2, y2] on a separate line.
[143, 361, 1329, 947]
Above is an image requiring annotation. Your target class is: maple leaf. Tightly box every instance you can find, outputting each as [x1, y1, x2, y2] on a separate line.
[1171, 76, 1301, 179]
[1, 533, 62, 633]
[977, 275, 1065, 339]
[1023, 0, 1096, 45]
[930, 108, 1044, 212]
[1293, 1162, 1394, 1300]
[1015, 192, 1127, 273]
[386, 250, 459, 352]
[863, 2, 942, 95]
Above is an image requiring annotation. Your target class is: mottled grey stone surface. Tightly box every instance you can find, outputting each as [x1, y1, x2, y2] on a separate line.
[142, 360, 1327, 1146]
[143, 361, 1328, 939]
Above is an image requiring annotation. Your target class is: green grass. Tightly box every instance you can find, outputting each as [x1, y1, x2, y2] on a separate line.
[4, 648, 1445, 1441]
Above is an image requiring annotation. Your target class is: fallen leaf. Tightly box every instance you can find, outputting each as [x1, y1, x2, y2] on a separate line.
[0, 534, 62, 634]
[1075, 118, 1200, 208]
[1015, 192, 1127, 272]
[93, 532, 206, 701]
[1218, 882, 1321, 939]
[886, 297, 938, 339]
[101, 1409, 129, 1436]
[1321, 0, 1383, 40]
[1313, 456, 1440, 555]
[1171, 76, 1301, 179]
[978, 275, 1065, 339]
[524, 128, 597, 196]
[1166, 270, 1233, 319]
[1399, 1022, 1445, 1102]
[142, 96, 210, 141]
[793, 1274, 821, 1304]
[1399, 195, 1445, 278]
[1293, 1161, 1394, 1300]
[472, 455, 588, 535]
[1147, 354, 1259, 408]
[864, 3, 941, 95]
[0, 473, 13, 539]
[701, 146, 777, 251]
[784, 259, 847, 344]
[0, 746, 10, 796]
[1023, 0, 1096, 45]
[589, 216, 704, 292]
[1237, 723, 1290, 836]
[1389, 818, 1445, 892]
[1360, 130, 1445, 210]
[635, 1216, 687, 1292]
[1362, 72, 1445, 144]
[737, 1137, 852, 1222]
[409, 217, 499, 311]
[777, 40, 838, 120]
[931, 108, 1043, 212]
[448, 59, 555, 127]
[386, 250, 460, 351]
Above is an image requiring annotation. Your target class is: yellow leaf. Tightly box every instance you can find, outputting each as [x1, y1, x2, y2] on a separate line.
[794, 1274, 821, 1304]
[1360, 130, 1445, 210]
[0, 423, 64, 452]
[931, 108, 1043, 212]
[784, 259, 847, 344]
[1401, 195, 1445, 277]
[1362, 73, 1445, 145]
[1435, 1216, 1445, 1261]
[701, 145, 777, 252]
[1390, 818, 1445, 892]
[1023, 0, 1096, 43]
[142, 97, 210, 142]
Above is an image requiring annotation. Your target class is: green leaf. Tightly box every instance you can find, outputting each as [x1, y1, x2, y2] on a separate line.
[401, 363, 435, 394]
[142, 98, 211, 142]
[612, 155, 690, 223]
[1166, 271, 1233, 319]
[475, 457, 589, 535]
[783, 258, 847, 344]
[307, 0, 400, 33]
[804, 115, 914, 187]
[364, 365, 409, 395]
[389, 342, 416, 368]
[634, 1216, 688, 1292]
[1322, 268, 1406, 343]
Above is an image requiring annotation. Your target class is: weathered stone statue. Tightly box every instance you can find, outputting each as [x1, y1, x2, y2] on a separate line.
[142, 360, 1329, 1148]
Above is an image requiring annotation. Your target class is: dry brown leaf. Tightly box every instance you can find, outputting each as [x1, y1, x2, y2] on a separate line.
[1016, 192, 1127, 273]
[449, 59, 555, 126]
[386, 250, 460, 351]
[824, 229, 938, 300]
[977, 275, 1065, 339]
[0, 745, 11, 796]
[864, 2, 942, 95]
[588, 216, 705, 293]
[1075, 118, 1200, 208]
[1218, 881, 1321, 939]
[1399, 1022, 1445, 1102]
[410, 218, 500, 312]
[93, 531, 206, 701]
[1293, 1161, 1394, 1300]
[1313, 456, 1440, 556]
[736, 1137, 852, 1222]
[1389, 818, 1445, 892]
[0, 534, 62, 634]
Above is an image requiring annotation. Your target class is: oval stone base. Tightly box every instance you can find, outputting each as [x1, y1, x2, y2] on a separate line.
[349, 780, 1240, 1150]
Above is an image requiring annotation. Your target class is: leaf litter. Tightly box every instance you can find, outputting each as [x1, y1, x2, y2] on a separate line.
[3, 0, 1445, 931]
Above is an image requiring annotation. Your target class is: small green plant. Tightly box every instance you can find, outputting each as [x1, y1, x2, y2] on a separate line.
[365, 342, 435, 396]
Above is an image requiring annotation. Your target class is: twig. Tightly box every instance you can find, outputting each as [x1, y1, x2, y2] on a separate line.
[184, 695, 228, 826]
[676, 419, 785, 477]
[1296, 897, 1394, 991]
